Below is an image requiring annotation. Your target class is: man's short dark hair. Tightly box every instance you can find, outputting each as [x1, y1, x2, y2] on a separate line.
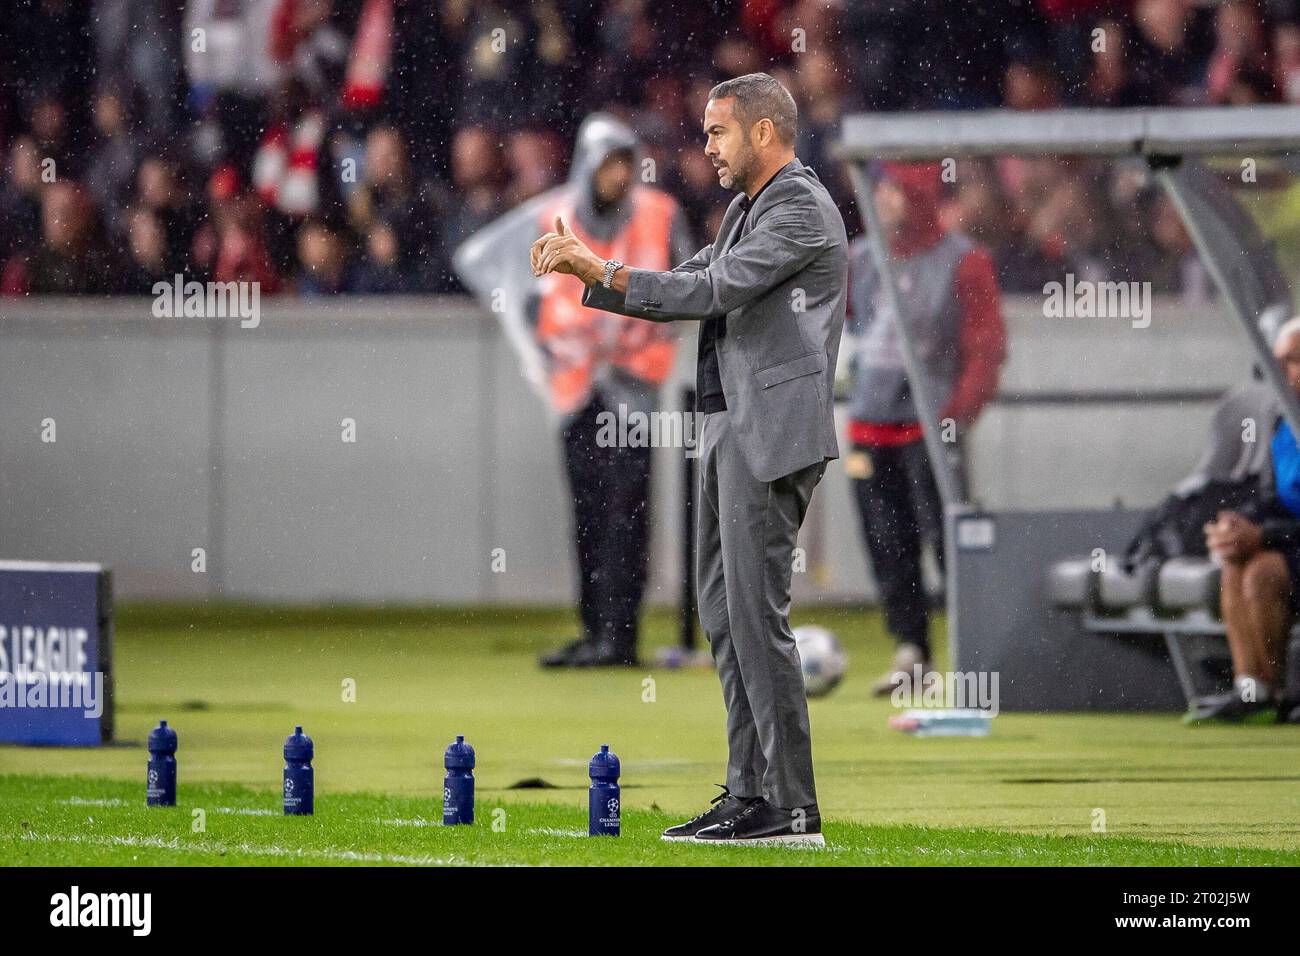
[708, 73, 798, 146]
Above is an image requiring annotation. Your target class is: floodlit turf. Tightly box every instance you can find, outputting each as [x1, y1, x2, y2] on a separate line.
[2, 603, 1300, 866]
[5, 774, 1296, 866]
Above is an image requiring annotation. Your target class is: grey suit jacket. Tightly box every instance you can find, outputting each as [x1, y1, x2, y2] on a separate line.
[582, 157, 848, 483]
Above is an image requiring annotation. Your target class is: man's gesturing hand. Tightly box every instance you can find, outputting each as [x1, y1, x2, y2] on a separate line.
[531, 216, 603, 284]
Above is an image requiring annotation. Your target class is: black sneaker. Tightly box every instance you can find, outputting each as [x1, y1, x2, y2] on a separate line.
[1184, 688, 1277, 724]
[572, 638, 638, 668]
[661, 787, 759, 842]
[539, 638, 591, 668]
[694, 798, 825, 847]
[1276, 697, 1300, 724]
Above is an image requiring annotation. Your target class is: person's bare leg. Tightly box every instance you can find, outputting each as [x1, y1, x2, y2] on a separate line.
[1219, 559, 1254, 680]
[1239, 551, 1291, 689]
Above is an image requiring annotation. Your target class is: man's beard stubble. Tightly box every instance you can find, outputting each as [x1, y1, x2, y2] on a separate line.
[726, 148, 756, 193]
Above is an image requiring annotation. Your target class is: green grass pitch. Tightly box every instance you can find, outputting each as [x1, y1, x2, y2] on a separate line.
[2, 604, 1300, 866]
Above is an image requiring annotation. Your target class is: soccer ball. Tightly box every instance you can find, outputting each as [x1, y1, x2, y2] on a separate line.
[793, 625, 848, 698]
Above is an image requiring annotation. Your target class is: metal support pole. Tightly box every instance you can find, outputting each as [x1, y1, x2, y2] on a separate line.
[1155, 163, 1300, 439]
[1162, 630, 1200, 706]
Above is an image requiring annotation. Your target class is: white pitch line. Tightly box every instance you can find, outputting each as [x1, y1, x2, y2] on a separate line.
[59, 798, 278, 817]
[528, 827, 588, 838]
[211, 807, 277, 816]
[380, 818, 439, 828]
[60, 797, 128, 807]
[18, 831, 467, 866]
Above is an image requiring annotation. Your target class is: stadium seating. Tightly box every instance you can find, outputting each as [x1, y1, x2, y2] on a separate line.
[1049, 554, 1231, 703]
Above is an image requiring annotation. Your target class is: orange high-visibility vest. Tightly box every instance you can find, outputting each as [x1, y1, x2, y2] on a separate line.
[536, 187, 679, 414]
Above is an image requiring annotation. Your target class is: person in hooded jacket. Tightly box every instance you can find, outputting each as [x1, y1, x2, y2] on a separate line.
[844, 161, 1007, 695]
[455, 113, 696, 667]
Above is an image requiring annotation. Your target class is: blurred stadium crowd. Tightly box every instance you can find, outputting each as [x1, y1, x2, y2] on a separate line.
[1, 0, 1298, 299]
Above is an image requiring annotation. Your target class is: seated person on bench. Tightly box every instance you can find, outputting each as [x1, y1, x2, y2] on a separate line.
[1202, 317, 1300, 723]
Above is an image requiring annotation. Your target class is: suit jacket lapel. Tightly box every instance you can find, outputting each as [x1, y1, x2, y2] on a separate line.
[715, 196, 748, 253]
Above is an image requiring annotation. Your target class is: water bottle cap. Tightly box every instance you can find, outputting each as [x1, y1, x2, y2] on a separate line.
[444, 734, 475, 769]
[147, 719, 177, 753]
[588, 744, 620, 780]
[284, 725, 314, 761]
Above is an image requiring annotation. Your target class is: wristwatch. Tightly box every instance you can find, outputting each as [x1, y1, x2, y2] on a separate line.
[601, 259, 624, 288]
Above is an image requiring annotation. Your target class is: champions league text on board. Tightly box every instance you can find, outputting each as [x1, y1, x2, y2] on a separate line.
[0, 621, 102, 716]
[0, 561, 114, 745]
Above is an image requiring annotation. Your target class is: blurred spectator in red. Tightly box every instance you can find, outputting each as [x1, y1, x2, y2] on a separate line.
[217, 194, 282, 291]
[253, 78, 331, 220]
[268, 0, 396, 112]
[193, 175, 283, 293]
[269, 0, 348, 97]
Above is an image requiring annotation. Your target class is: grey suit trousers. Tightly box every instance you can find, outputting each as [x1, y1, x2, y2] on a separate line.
[696, 409, 825, 810]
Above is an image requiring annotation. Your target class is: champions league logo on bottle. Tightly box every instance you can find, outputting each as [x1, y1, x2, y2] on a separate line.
[443, 735, 475, 826]
[283, 726, 314, 815]
[588, 744, 621, 836]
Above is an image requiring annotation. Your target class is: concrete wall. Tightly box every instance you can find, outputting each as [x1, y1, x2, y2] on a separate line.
[0, 295, 1255, 603]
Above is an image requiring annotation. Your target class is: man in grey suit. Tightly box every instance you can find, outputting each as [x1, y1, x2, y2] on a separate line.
[531, 73, 847, 846]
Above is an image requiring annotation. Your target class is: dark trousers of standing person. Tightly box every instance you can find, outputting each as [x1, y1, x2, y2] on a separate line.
[849, 438, 956, 660]
[561, 393, 652, 661]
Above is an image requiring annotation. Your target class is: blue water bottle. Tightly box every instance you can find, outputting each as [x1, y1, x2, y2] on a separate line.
[588, 744, 621, 837]
[146, 720, 177, 807]
[283, 725, 314, 815]
[443, 735, 475, 825]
